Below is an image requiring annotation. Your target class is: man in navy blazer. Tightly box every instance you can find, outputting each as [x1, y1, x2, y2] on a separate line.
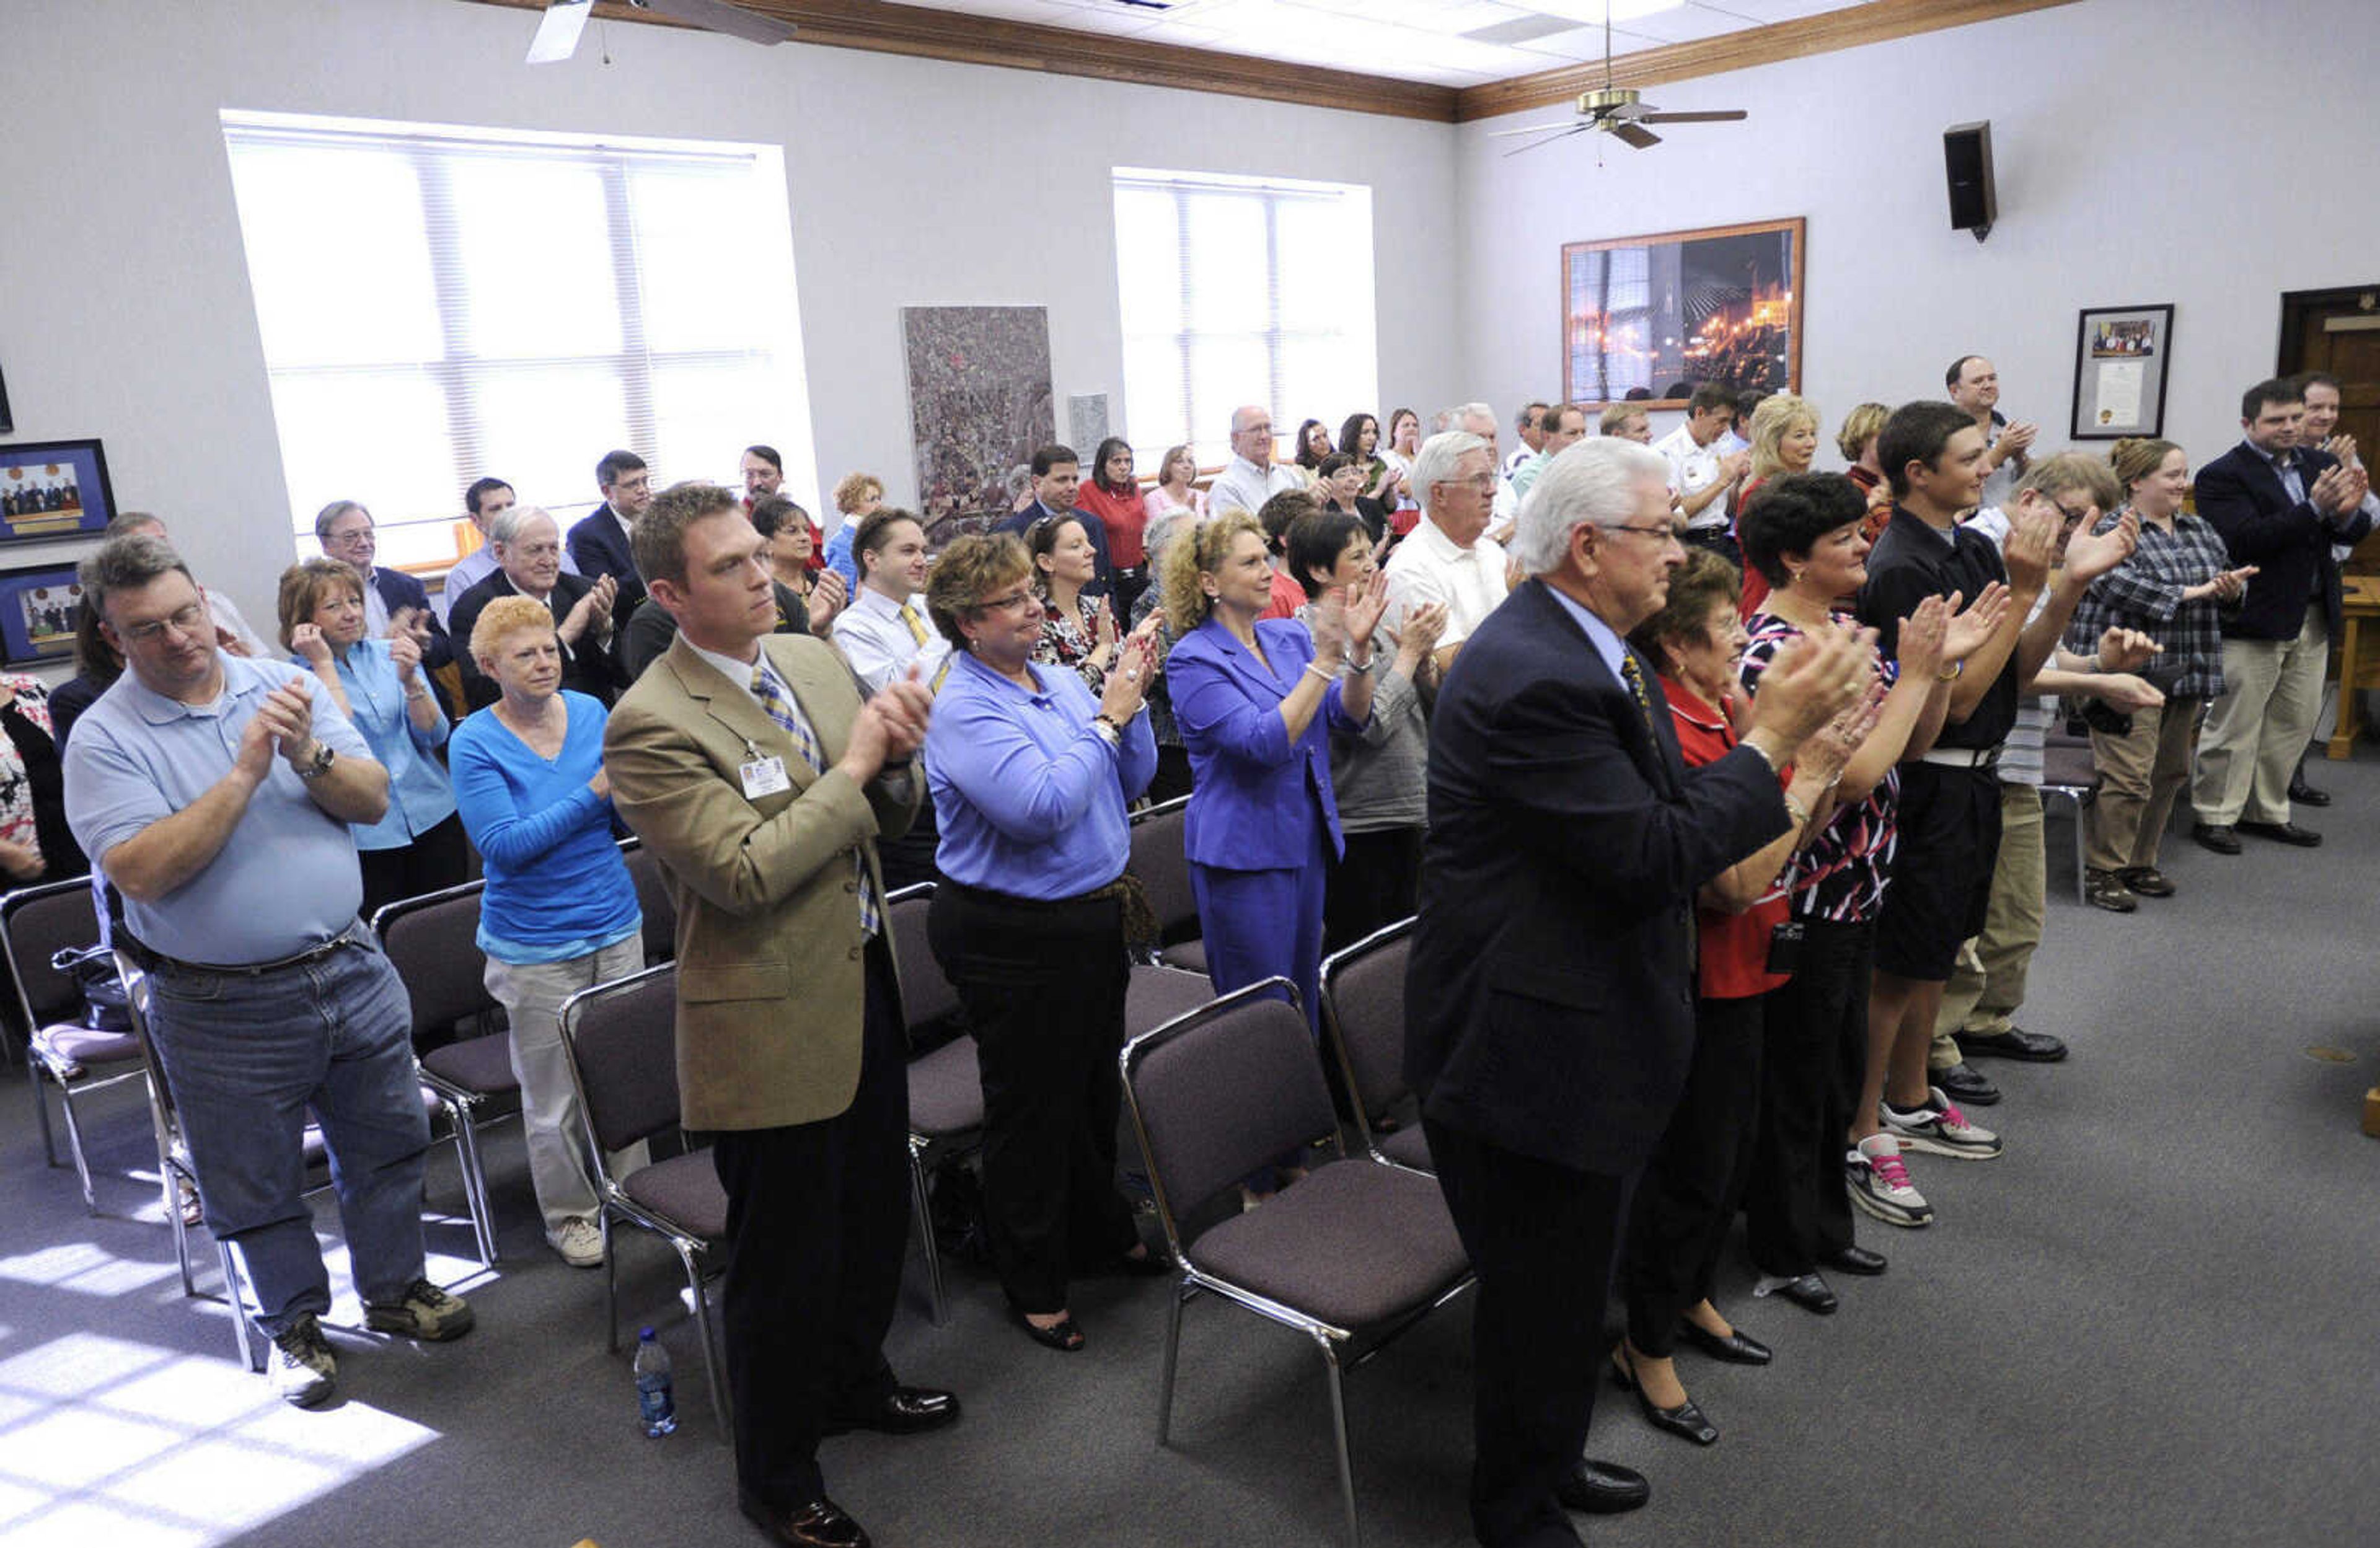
[993, 444, 1111, 598]
[566, 449, 652, 622]
[1406, 438, 1869, 1547]
[2188, 378, 2372, 850]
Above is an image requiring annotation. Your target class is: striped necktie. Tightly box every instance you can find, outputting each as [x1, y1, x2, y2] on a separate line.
[750, 662, 879, 936]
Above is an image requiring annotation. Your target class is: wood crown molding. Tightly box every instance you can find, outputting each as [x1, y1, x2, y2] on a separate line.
[457, 0, 2078, 126]
[1452, 0, 2083, 123]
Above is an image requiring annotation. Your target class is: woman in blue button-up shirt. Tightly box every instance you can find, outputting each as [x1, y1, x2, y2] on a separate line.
[922, 533, 1165, 1354]
[278, 558, 464, 918]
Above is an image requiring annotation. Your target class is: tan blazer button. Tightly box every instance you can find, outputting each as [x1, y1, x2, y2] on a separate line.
[848, 944, 863, 961]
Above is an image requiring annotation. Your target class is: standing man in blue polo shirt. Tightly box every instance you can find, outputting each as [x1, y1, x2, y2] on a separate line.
[64, 534, 474, 1408]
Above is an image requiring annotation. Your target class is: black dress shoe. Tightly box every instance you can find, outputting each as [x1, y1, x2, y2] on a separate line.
[823, 1386, 961, 1436]
[1954, 1027, 2068, 1063]
[2288, 779, 2332, 807]
[1821, 1244, 1889, 1276]
[740, 1495, 871, 1547]
[2237, 819, 2322, 847]
[1010, 1304, 1085, 1352]
[2118, 866, 2176, 897]
[1933, 1062, 2001, 1107]
[1677, 1322, 1771, 1365]
[2191, 822, 2242, 855]
[1611, 1347, 1718, 1445]
[1773, 1272, 1838, 1315]
[1556, 1458, 1649, 1515]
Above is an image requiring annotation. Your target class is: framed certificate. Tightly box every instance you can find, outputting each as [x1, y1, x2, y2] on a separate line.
[2070, 304, 2174, 439]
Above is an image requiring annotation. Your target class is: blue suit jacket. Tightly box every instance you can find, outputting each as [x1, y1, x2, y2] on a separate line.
[994, 503, 1113, 598]
[566, 504, 648, 620]
[1403, 579, 1788, 1176]
[368, 566, 454, 671]
[2193, 442, 2370, 640]
[1167, 615, 1355, 870]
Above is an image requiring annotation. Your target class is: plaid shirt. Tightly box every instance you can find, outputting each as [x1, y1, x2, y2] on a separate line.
[2062, 508, 2231, 701]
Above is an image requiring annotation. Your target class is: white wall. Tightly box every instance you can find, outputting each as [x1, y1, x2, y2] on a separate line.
[0, 0, 1458, 636]
[1458, 0, 2380, 463]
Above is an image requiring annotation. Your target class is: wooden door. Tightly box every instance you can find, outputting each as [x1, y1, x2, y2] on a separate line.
[2281, 286, 2380, 568]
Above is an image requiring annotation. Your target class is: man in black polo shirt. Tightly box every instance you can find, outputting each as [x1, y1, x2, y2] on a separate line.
[1849, 402, 2050, 1228]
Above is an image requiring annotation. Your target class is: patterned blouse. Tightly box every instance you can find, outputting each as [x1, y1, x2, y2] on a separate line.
[0, 675, 75, 881]
[1741, 612, 1899, 925]
[1032, 586, 1112, 694]
[2061, 507, 2231, 702]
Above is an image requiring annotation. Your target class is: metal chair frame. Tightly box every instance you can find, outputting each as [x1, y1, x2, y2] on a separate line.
[886, 881, 979, 1327]
[4, 879, 149, 1212]
[1317, 918, 1426, 1174]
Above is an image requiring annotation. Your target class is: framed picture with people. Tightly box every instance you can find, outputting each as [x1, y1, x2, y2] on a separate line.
[0, 438, 115, 545]
[2069, 304, 2174, 439]
[0, 562, 87, 666]
[1561, 217, 1805, 410]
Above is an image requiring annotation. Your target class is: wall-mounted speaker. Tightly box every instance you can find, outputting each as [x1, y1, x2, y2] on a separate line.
[1943, 121, 1996, 242]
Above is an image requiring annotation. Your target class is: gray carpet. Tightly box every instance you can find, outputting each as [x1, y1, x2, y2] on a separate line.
[4, 752, 2378, 1547]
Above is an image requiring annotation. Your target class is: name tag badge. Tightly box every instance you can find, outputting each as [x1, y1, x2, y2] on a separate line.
[739, 755, 793, 800]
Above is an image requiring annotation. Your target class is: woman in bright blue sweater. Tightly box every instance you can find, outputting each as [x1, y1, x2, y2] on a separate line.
[450, 596, 642, 1269]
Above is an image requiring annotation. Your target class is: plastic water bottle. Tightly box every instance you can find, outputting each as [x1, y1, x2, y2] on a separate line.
[633, 1327, 677, 1436]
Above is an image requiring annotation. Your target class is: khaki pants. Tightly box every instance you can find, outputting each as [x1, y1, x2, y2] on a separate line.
[2085, 699, 2200, 874]
[1931, 781, 2043, 1068]
[2192, 607, 2327, 827]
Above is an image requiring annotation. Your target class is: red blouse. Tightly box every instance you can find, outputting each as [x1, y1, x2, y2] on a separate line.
[1078, 480, 1148, 570]
[1662, 675, 1791, 1000]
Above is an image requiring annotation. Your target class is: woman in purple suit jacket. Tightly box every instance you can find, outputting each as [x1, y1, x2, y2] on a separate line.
[1161, 511, 1386, 1044]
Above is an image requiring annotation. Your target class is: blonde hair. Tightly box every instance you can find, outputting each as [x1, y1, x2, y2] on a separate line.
[1159, 509, 1264, 632]
[1749, 393, 1820, 480]
[2109, 437, 2182, 496]
[832, 471, 884, 515]
[1598, 402, 1646, 437]
[1835, 402, 1889, 462]
[275, 558, 364, 651]
[469, 594, 558, 672]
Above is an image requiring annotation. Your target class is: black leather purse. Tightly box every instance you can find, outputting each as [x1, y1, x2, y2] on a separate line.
[50, 944, 130, 1032]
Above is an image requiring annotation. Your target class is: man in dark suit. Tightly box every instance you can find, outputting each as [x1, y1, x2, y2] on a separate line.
[606, 481, 954, 1548]
[2188, 377, 2373, 851]
[994, 444, 1112, 597]
[1406, 438, 1868, 1548]
[449, 506, 623, 710]
[566, 449, 652, 621]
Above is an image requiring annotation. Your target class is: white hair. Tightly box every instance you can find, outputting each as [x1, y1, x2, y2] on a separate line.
[1410, 431, 1488, 514]
[1452, 401, 1496, 433]
[488, 504, 555, 548]
[1142, 509, 1196, 568]
[1509, 439, 1668, 576]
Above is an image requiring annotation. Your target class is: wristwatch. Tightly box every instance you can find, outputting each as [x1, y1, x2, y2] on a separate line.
[294, 741, 337, 781]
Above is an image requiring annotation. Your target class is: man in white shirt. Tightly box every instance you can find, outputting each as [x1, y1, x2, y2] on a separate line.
[1949, 354, 2035, 512]
[437, 477, 580, 627]
[1651, 383, 1749, 543]
[104, 512, 270, 657]
[830, 508, 950, 694]
[1205, 405, 1303, 521]
[1383, 430, 1510, 677]
[1503, 401, 1548, 478]
[1509, 403, 1589, 502]
[1447, 402, 1522, 535]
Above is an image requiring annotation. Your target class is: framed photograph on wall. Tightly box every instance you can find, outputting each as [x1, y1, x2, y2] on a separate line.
[2069, 304, 2173, 439]
[0, 563, 88, 666]
[0, 438, 114, 545]
[1561, 217, 1805, 409]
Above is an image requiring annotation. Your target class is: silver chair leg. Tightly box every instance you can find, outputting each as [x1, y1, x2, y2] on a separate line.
[28, 1059, 58, 1167]
[447, 1101, 497, 1266]
[676, 1241, 731, 1438]
[1157, 1278, 1187, 1445]
[2074, 796, 2091, 904]
[907, 1139, 945, 1326]
[1319, 1339, 1360, 1548]
[602, 1210, 622, 1354]
[217, 1238, 261, 1372]
[166, 1168, 198, 1297]
[56, 1086, 98, 1215]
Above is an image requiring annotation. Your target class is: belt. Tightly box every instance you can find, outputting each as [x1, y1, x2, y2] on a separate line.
[127, 921, 367, 979]
[1916, 744, 2003, 770]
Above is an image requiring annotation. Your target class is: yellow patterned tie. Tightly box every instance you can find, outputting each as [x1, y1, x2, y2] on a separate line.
[1620, 653, 1661, 739]
[751, 662, 879, 936]
[902, 602, 930, 646]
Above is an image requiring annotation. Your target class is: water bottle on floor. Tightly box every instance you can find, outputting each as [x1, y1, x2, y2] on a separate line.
[633, 1326, 677, 1436]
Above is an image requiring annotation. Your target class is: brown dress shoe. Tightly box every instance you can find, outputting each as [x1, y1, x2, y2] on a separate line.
[740, 1495, 870, 1547]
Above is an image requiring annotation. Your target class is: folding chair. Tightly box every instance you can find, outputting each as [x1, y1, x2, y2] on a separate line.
[619, 838, 677, 965]
[888, 882, 977, 1326]
[2038, 727, 2099, 904]
[558, 963, 731, 1435]
[1318, 920, 1431, 1174]
[1121, 980, 1474, 1548]
[374, 882, 507, 1264]
[4, 878, 144, 1212]
[1126, 796, 1206, 972]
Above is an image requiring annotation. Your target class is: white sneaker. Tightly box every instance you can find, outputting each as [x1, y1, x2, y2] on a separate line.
[1884, 1087, 2004, 1160]
[271, 1314, 337, 1407]
[551, 1216, 605, 1269]
[1847, 1134, 1933, 1228]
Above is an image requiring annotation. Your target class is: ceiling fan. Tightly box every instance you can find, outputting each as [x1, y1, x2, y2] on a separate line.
[1489, 3, 1747, 154]
[527, 0, 796, 65]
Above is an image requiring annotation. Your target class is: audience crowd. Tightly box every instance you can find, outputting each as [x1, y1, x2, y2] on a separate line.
[29, 360, 2375, 1548]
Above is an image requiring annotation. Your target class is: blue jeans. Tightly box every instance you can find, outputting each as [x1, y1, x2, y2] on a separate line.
[146, 936, 430, 1334]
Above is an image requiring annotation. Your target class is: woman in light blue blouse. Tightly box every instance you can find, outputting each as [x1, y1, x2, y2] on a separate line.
[279, 558, 463, 918]
[921, 534, 1165, 1353]
[450, 594, 643, 1269]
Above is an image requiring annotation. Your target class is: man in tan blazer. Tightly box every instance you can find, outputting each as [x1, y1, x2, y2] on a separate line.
[606, 481, 953, 1548]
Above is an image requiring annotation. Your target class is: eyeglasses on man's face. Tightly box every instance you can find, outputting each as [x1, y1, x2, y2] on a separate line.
[121, 602, 210, 644]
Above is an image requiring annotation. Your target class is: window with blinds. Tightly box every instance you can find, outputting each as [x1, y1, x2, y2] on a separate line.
[1111, 167, 1378, 470]
[220, 110, 810, 569]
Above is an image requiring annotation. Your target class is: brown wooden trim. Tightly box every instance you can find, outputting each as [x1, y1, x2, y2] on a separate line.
[1453, 0, 2082, 123]
[462, 0, 1458, 121]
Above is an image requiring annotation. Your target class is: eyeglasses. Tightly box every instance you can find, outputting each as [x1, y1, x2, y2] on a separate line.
[973, 587, 1036, 613]
[1439, 474, 1499, 493]
[1608, 521, 1688, 544]
[121, 602, 209, 644]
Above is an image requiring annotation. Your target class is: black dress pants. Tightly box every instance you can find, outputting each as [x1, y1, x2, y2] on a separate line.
[1322, 824, 1423, 953]
[1426, 1117, 1626, 1548]
[1621, 990, 1768, 1355]
[1743, 918, 1868, 1277]
[927, 879, 1139, 1314]
[357, 811, 470, 921]
[710, 941, 909, 1511]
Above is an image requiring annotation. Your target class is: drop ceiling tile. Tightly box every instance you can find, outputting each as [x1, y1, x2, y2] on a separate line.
[1510, 21, 1685, 61]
